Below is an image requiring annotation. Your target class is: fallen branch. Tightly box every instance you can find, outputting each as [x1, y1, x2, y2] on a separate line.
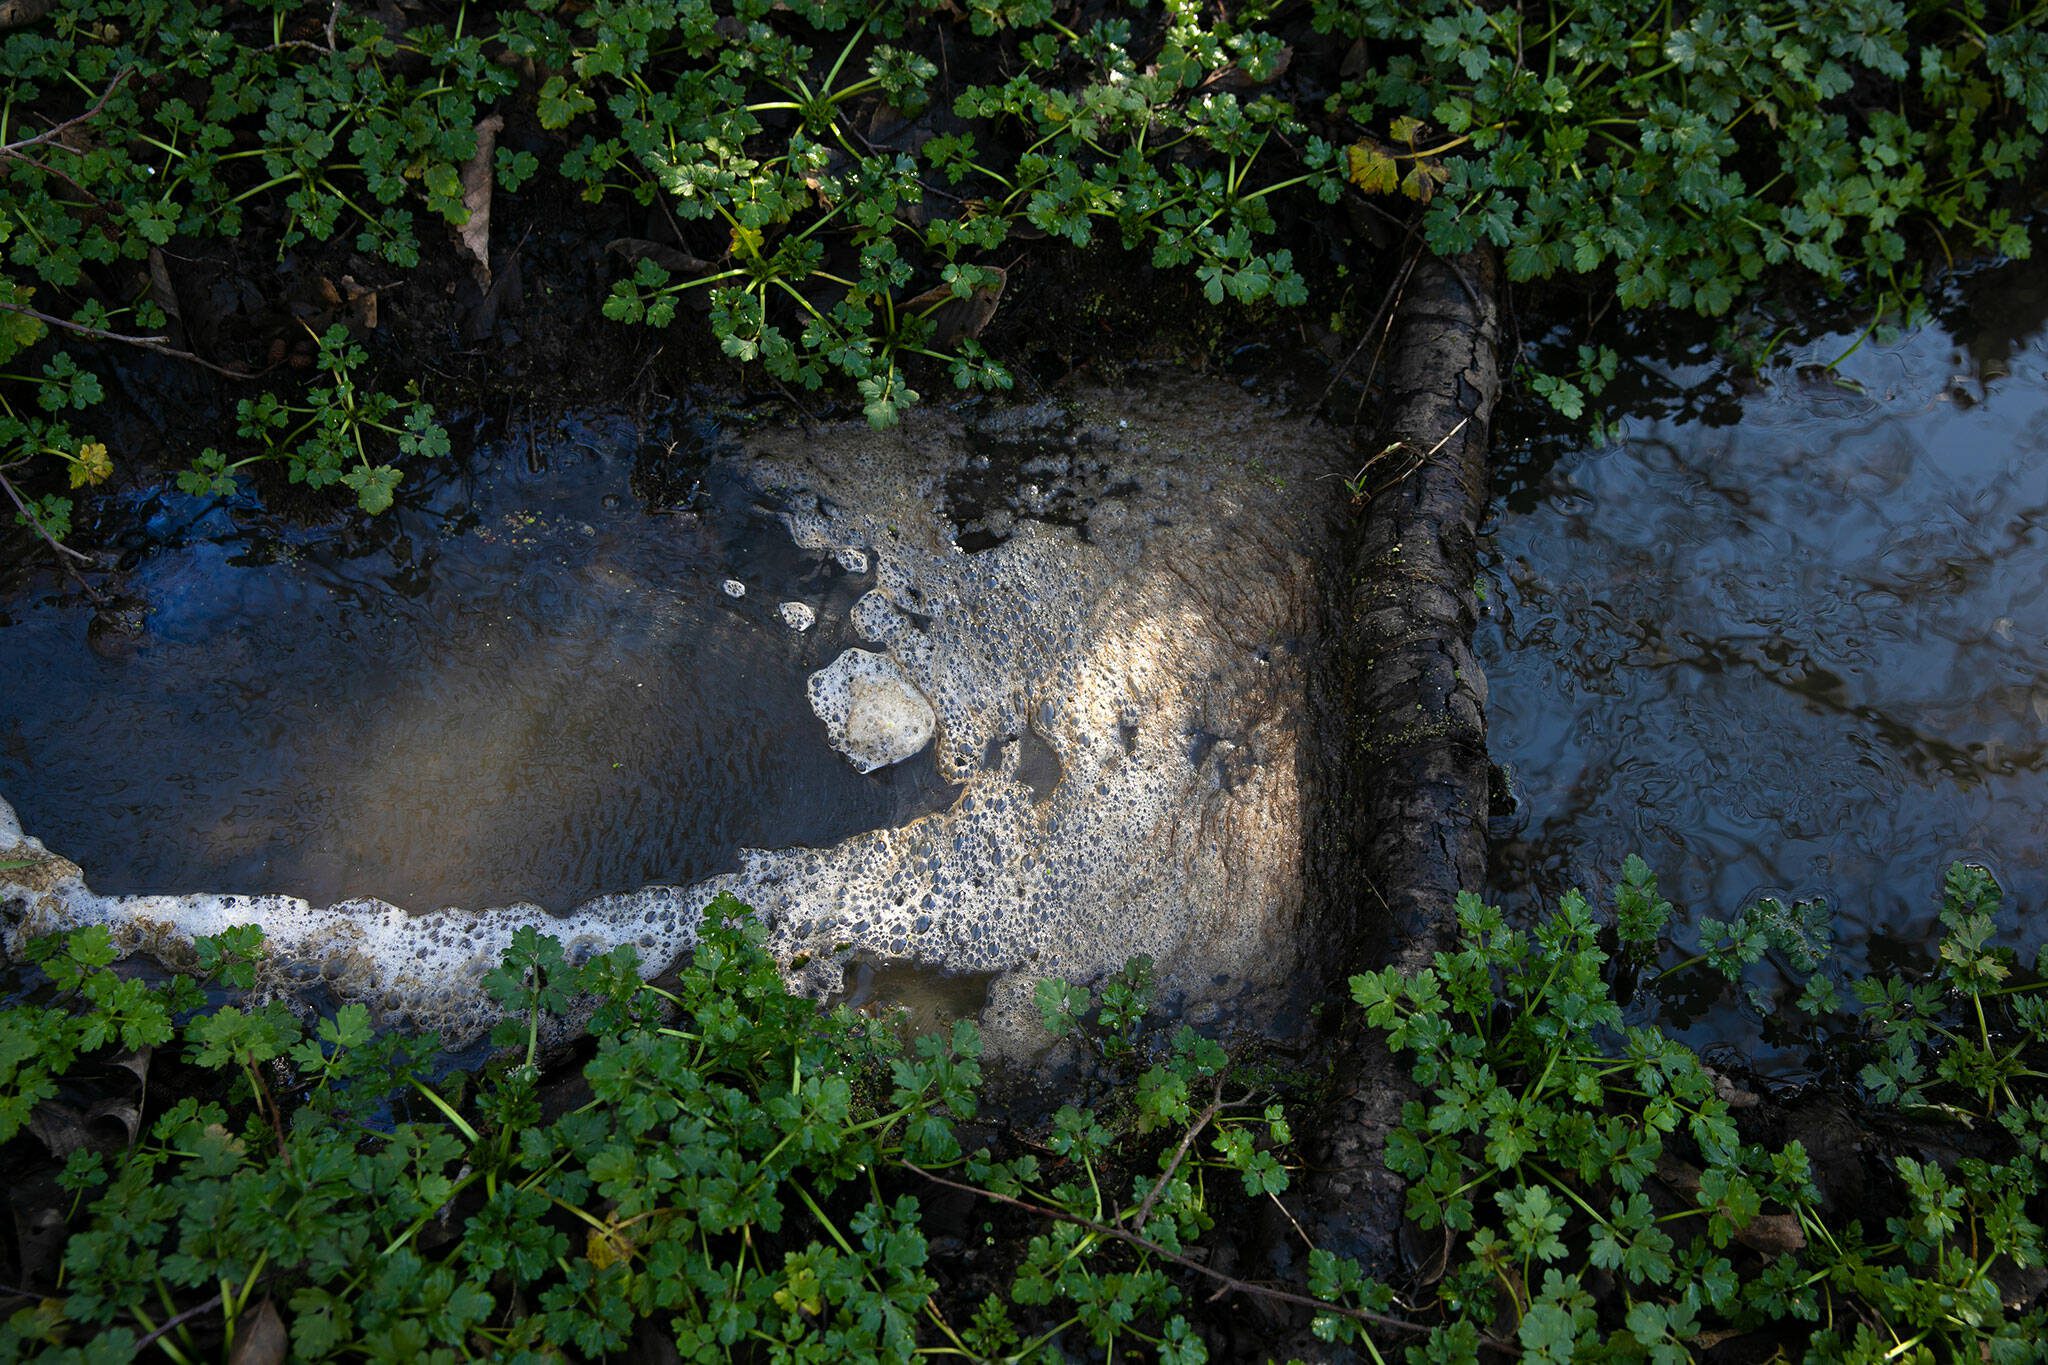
[903, 1162, 1508, 1353]
[0, 300, 256, 379]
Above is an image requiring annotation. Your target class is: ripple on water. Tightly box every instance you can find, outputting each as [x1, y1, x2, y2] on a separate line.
[1484, 252, 2048, 1059]
[0, 414, 951, 913]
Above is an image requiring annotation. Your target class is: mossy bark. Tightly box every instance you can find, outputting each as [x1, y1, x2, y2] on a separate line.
[1295, 248, 1502, 1282]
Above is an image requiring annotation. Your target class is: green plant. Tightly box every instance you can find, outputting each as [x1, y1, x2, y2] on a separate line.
[1336, 0, 2045, 300]
[15, 864, 2048, 1360]
[1037, 952, 1159, 1064]
[1324, 0, 2048, 416]
[176, 324, 449, 514]
[2, 0, 2043, 546]
[1, 900, 1368, 1362]
[1347, 857, 2048, 1361]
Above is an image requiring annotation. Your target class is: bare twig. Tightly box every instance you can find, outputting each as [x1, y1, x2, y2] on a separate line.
[904, 1162, 1507, 1351]
[0, 300, 256, 379]
[1268, 1190, 1317, 1250]
[0, 68, 131, 158]
[0, 466, 92, 563]
[0, 148, 101, 203]
[1335, 415, 1472, 507]
[1318, 237, 1423, 416]
[134, 1291, 224, 1352]
[0, 465, 109, 603]
[1128, 1084, 1222, 1234]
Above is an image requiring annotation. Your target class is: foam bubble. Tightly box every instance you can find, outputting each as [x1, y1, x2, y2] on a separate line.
[721, 579, 746, 598]
[808, 649, 936, 772]
[779, 602, 816, 632]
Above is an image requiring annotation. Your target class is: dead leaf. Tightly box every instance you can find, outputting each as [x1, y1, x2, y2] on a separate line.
[1656, 1155, 1804, 1254]
[0, 0, 57, 30]
[228, 1299, 287, 1365]
[1340, 37, 1368, 80]
[146, 251, 185, 347]
[456, 113, 504, 289]
[900, 266, 1005, 347]
[1398, 1214, 1451, 1288]
[87, 1097, 141, 1147]
[1346, 142, 1399, 195]
[604, 237, 715, 276]
[109, 1046, 151, 1089]
[9, 1181, 69, 1286]
[25, 1102, 89, 1159]
[1740, 1212, 1806, 1255]
[339, 274, 378, 330]
[1709, 1067, 1760, 1109]
[586, 1223, 636, 1269]
[1399, 159, 1448, 203]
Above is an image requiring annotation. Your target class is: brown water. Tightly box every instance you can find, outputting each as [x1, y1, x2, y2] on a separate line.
[0, 413, 953, 912]
[1483, 252, 2048, 1009]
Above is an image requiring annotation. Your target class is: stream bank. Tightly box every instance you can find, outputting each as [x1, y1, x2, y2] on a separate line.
[1293, 251, 1504, 1280]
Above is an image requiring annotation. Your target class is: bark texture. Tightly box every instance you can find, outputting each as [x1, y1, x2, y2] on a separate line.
[1298, 248, 1502, 1277]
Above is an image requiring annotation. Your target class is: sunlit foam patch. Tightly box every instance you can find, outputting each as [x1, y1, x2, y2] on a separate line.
[725, 384, 1346, 1053]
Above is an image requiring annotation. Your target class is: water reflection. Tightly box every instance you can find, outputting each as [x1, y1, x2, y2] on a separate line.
[0, 413, 954, 911]
[1483, 252, 2048, 1028]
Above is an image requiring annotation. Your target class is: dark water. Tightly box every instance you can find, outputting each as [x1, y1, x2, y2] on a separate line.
[0, 414, 951, 912]
[1483, 253, 2048, 1029]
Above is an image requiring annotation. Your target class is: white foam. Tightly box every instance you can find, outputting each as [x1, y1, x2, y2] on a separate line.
[721, 578, 746, 597]
[778, 601, 816, 632]
[808, 649, 936, 772]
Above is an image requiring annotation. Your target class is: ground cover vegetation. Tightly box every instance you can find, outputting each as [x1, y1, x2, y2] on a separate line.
[6, 1, 2048, 1360]
[5, 864, 2048, 1361]
[0, 0, 2042, 548]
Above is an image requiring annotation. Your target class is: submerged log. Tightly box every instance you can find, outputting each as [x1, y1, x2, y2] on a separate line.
[1297, 248, 1503, 1279]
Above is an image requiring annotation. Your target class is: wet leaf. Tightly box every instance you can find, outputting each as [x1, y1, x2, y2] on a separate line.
[87, 1097, 141, 1147]
[604, 238, 714, 276]
[25, 1101, 89, 1159]
[901, 266, 1006, 346]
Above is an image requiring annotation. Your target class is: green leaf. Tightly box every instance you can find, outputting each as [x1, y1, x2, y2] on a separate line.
[343, 464, 403, 514]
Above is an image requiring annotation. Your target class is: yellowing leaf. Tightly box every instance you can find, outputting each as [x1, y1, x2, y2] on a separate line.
[1388, 114, 1427, 147]
[1346, 142, 1399, 195]
[730, 223, 766, 260]
[69, 441, 112, 488]
[1401, 160, 1449, 203]
[586, 1223, 635, 1269]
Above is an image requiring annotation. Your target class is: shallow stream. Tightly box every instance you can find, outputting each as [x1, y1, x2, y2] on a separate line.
[0, 388, 1337, 1047]
[1483, 252, 2048, 1045]
[0, 414, 951, 913]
